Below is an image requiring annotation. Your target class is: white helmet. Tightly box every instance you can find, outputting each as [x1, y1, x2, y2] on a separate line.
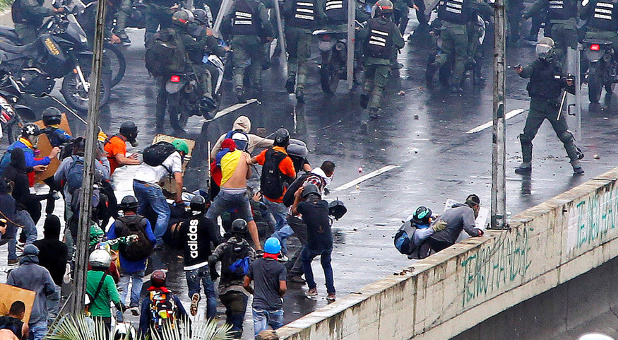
[578, 334, 615, 340]
[89, 249, 111, 269]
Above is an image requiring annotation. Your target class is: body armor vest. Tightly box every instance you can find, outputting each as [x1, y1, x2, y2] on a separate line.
[588, 0, 618, 31]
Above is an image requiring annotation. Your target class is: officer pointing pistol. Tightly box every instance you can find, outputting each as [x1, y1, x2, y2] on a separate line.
[514, 37, 584, 175]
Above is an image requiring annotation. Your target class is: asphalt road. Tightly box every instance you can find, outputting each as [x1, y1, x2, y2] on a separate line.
[1, 16, 618, 338]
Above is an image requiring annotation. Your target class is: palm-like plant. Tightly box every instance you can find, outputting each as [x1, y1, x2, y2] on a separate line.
[47, 314, 233, 340]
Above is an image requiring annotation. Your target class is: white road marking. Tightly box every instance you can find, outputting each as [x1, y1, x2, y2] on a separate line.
[332, 165, 400, 192]
[205, 99, 259, 122]
[465, 109, 526, 134]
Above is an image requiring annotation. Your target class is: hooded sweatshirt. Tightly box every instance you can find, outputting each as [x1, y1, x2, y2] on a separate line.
[3, 148, 32, 211]
[6, 245, 57, 325]
[211, 116, 274, 155]
[0, 178, 17, 241]
[33, 215, 69, 285]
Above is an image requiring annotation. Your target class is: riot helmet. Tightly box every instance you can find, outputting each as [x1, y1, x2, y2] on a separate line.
[231, 218, 248, 235]
[172, 9, 194, 28]
[42, 107, 62, 126]
[193, 9, 209, 25]
[190, 195, 207, 213]
[119, 122, 138, 146]
[536, 37, 554, 59]
[89, 249, 111, 269]
[375, 0, 394, 16]
[119, 195, 139, 211]
[273, 128, 290, 147]
[302, 184, 320, 199]
[151, 269, 167, 287]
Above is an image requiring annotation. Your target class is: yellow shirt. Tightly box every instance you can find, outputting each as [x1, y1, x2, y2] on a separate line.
[220, 149, 242, 186]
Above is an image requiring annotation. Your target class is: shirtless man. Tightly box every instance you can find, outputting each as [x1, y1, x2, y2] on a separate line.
[205, 140, 262, 250]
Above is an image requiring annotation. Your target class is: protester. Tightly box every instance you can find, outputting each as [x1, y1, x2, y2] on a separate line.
[210, 116, 274, 155]
[86, 249, 125, 331]
[244, 237, 287, 337]
[176, 195, 222, 319]
[6, 245, 57, 340]
[427, 194, 484, 252]
[0, 301, 28, 340]
[138, 270, 188, 337]
[209, 219, 256, 338]
[105, 122, 141, 176]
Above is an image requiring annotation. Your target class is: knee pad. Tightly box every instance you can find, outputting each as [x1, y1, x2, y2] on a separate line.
[519, 134, 533, 146]
[558, 131, 575, 144]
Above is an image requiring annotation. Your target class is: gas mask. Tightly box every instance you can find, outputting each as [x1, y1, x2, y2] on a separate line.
[29, 135, 39, 149]
[129, 139, 139, 147]
[536, 43, 552, 60]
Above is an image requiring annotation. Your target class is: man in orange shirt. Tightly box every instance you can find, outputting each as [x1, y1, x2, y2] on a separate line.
[104, 122, 141, 175]
[249, 128, 296, 253]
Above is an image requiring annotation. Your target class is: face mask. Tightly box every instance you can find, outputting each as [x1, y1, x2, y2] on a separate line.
[536, 44, 552, 59]
[325, 174, 333, 186]
[129, 140, 139, 147]
[30, 136, 39, 149]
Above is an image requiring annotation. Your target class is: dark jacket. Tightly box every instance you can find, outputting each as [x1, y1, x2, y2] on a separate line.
[428, 204, 482, 245]
[33, 215, 69, 285]
[177, 213, 222, 270]
[3, 148, 33, 211]
[0, 179, 17, 242]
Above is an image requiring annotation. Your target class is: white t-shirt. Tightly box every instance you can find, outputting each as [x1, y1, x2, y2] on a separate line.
[133, 151, 183, 184]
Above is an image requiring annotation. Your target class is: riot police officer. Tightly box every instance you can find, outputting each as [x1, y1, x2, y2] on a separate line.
[12, 0, 64, 44]
[580, 0, 618, 57]
[523, 0, 578, 59]
[514, 37, 584, 175]
[425, 0, 486, 92]
[143, 0, 179, 45]
[283, 0, 326, 102]
[222, 0, 274, 103]
[358, 0, 404, 125]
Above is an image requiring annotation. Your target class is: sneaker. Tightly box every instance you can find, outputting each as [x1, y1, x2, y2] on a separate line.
[326, 293, 336, 302]
[288, 276, 306, 284]
[359, 93, 369, 109]
[190, 293, 200, 316]
[571, 160, 585, 175]
[305, 288, 318, 297]
[515, 162, 532, 175]
[285, 77, 295, 94]
[7, 259, 17, 266]
[130, 306, 140, 316]
[279, 254, 289, 262]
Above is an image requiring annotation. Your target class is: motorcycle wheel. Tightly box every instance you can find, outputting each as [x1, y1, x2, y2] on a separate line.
[104, 43, 127, 88]
[588, 63, 603, 104]
[167, 93, 189, 131]
[61, 70, 112, 112]
[320, 62, 339, 94]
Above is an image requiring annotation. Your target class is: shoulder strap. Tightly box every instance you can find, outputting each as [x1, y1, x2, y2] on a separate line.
[92, 273, 107, 301]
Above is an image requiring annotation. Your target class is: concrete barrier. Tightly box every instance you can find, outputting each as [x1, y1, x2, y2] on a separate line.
[277, 167, 618, 340]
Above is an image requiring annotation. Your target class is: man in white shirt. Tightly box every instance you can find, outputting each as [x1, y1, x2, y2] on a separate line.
[133, 140, 188, 247]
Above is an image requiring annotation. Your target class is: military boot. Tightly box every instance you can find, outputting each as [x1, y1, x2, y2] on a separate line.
[571, 160, 585, 175]
[235, 87, 246, 103]
[515, 134, 533, 174]
[285, 75, 296, 94]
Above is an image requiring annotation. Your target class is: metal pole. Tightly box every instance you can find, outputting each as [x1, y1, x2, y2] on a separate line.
[346, 0, 355, 90]
[69, 0, 107, 314]
[490, 0, 507, 229]
[273, 0, 287, 70]
[213, 0, 234, 34]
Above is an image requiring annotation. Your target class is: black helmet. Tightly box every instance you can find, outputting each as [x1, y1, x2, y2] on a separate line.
[375, 0, 394, 16]
[465, 194, 481, 207]
[328, 200, 347, 220]
[119, 195, 139, 211]
[193, 9, 208, 25]
[273, 128, 290, 147]
[231, 218, 248, 235]
[21, 123, 41, 137]
[151, 269, 166, 287]
[172, 9, 194, 27]
[412, 206, 432, 225]
[190, 195, 207, 212]
[42, 107, 62, 125]
[302, 184, 320, 198]
[119, 122, 138, 141]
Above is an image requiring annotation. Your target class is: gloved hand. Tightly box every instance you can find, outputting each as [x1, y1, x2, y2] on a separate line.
[431, 220, 448, 232]
[210, 270, 219, 281]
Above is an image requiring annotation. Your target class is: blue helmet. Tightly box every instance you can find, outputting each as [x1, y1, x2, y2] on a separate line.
[264, 237, 281, 254]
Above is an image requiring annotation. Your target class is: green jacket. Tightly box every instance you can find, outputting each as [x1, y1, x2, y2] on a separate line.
[87, 270, 121, 318]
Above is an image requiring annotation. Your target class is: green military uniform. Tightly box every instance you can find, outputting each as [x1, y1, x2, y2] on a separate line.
[11, 0, 55, 44]
[223, 0, 274, 102]
[283, 0, 325, 99]
[516, 51, 584, 174]
[143, 0, 176, 45]
[358, 15, 404, 120]
[77, 1, 119, 82]
[114, 0, 133, 41]
[580, 0, 618, 54]
[524, 0, 578, 59]
[466, 1, 491, 82]
[188, 23, 228, 102]
[506, 0, 524, 40]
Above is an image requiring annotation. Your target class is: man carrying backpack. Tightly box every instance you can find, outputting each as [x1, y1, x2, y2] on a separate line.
[133, 139, 188, 247]
[107, 195, 157, 319]
[104, 122, 141, 176]
[209, 219, 256, 339]
[249, 128, 296, 252]
[138, 270, 189, 336]
[222, 0, 274, 102]
[176, 195, 222, 319]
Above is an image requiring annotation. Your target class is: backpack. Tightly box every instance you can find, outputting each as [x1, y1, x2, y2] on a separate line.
[221, 240, 251, 282]
[260, 148, 290, 199]
[65, 156, 85, 194]
[145, 28, 187, 77]
[394, 221, 418, 255]
[114, 216, 154, 261]
[149, 290, 176, 331]
[143, 141, 177, 168]
[282, 172, 311, 207]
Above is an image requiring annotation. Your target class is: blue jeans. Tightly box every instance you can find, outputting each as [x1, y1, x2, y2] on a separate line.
[252, 307, 284, 337]
[133, 181, 169, 245]
[116, 269, 144, 322]
[185, 265, 217, 319]
[205, 189, 254, 222]
[263, 199, 290, 253]
[302, 247, 335, 294]
[9, 209, 38, 260]
[46, 284, 62, 326]
[271, 225, 294, 255]
[28, 320, 47, 340]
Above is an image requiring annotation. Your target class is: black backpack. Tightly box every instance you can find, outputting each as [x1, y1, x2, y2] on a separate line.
[143, 141, 177, 167]
[145, 28, 187, 77]
[115, 215, 154, 261]
[282, 172, 311, 207]
[260, 148, 290, 200]
[394, 221, 418, 255]
[221, 240, 251, 282]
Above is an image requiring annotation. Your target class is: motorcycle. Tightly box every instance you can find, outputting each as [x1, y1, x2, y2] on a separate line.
[0, 13, 112, 111]
[583, 39, 616, 104]
[164, 54, 225, 130]
[0, 73, 36, 144]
